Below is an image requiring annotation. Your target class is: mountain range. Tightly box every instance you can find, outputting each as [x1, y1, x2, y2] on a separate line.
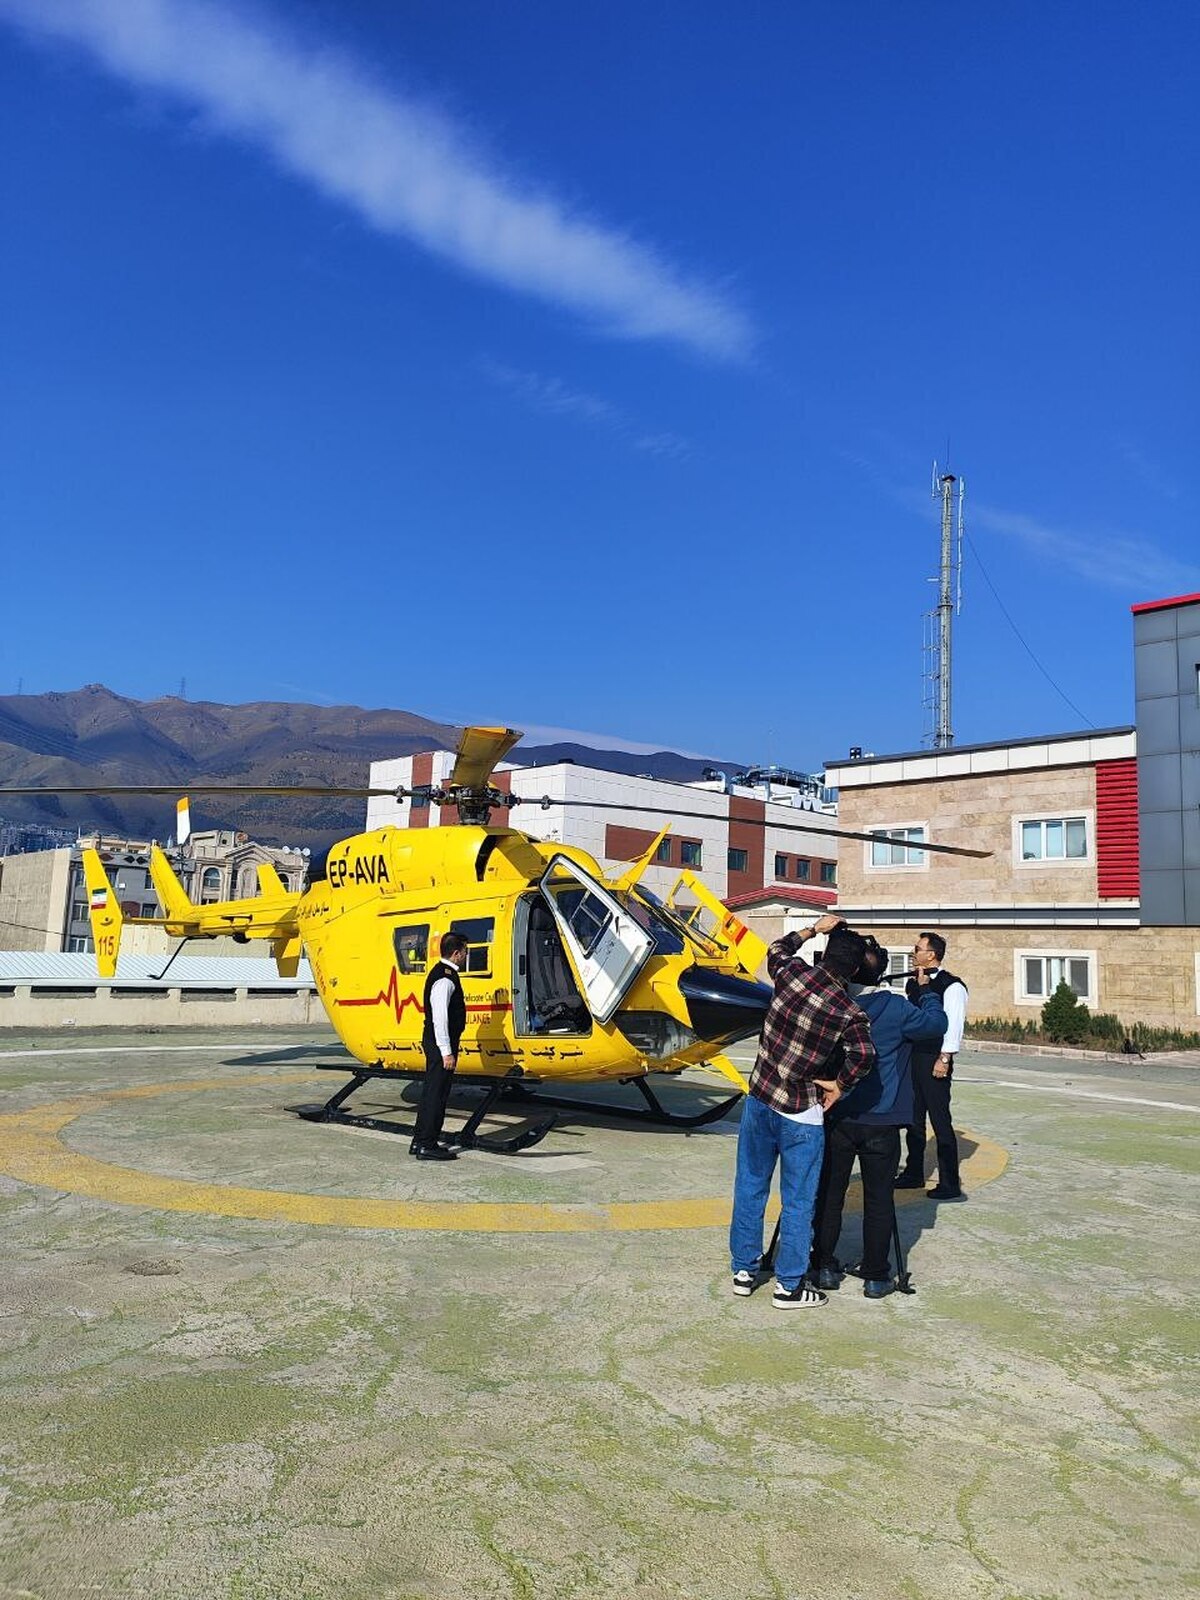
[0, 685, 733, 849]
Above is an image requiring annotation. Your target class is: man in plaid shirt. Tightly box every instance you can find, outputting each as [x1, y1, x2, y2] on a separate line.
[730, 914, 876, 1309]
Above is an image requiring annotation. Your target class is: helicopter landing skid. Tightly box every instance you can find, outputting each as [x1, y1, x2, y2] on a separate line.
[498, 1074, 744, 1131]
[294, 1066, 555, 1155]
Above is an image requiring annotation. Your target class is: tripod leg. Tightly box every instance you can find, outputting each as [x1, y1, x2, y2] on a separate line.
[892, 1210, 916, 1294]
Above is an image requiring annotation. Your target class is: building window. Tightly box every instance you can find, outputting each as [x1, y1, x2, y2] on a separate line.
[794, 858, 810, 881]
[887, 948, 913, 984]
[819, 862, 837, 885]
[70, 902, 88, 925]
[142, 904, 157, 919]
[728, 847, 748, 873]
[1017, 816, 1088, 862]
[867, 825, 927, 868]
[655, 837, 672, 864]
[68, 936, 91, 953]
[410, 790, 429, 811]
[1016, 950, 1096, 1006]
[774, 853, 788, 879]
[201, 867, 222, 893]
[450, 916, 494, 975]
[680, 840, 703, 868]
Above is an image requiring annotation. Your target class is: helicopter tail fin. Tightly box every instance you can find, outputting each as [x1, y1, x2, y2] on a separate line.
[271, 934, 303, 978]
[255, 861, 286, 897]
[82, 849, 124, 977]
[148, 844, 195, 926]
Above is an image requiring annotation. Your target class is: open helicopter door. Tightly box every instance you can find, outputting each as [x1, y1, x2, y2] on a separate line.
[537, 855, 653, 1024]
[667, 870, 768, 982]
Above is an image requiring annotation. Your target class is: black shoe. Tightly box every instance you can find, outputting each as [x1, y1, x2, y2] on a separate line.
[926, 1185, 965, 1200]
[893, 1173, 924, 1189]
[410, 1141, 457, 1161]
[813, 1265, 843, 1291]
[863, 1278, 896, 1299]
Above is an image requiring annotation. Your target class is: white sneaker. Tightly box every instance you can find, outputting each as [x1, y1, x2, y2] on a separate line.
[732, 1269, 762, 1297]
[772, 1282, 829, 1310]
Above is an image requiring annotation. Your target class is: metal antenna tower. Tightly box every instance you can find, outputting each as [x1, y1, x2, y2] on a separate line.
[922, 465, 965, 748]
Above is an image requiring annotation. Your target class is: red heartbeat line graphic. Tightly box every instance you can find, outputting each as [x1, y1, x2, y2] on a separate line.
[334, 967, 512, 1025]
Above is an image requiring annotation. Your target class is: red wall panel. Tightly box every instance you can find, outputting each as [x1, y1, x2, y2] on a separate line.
[1095, 757, 1139, 899]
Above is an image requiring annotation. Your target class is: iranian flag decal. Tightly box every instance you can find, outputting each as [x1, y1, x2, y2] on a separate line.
[90, 887, 108, 912]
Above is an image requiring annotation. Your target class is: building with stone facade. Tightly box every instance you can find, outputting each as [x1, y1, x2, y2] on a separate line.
[824, 592, 1200, 1032]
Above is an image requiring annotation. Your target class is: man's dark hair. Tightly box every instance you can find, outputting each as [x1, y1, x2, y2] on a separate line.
[441, 932, 469, 960]
[854, 937, 888, 985]
[822, 924, 870, 980]
[920, 930, 947, 963]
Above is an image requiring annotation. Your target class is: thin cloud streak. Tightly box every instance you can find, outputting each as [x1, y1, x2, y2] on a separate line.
[481, 360, 692, 459]
[971, 504, 1200, 597]
[0, 0, 753, 360]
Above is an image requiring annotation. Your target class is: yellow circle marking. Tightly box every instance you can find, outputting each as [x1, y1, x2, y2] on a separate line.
[0, 1074, 1008, 1233]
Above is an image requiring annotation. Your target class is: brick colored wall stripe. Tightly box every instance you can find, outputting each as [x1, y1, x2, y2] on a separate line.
[1095, 757, 1139, 898]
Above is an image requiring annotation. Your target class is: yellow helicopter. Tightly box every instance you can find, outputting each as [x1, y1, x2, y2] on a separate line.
[8, 725, 987, 1154]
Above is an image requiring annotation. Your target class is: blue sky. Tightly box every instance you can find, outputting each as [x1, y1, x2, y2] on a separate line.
[1, 0, 1196, 769]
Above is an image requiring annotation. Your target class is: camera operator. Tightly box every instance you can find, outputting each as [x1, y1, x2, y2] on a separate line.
[810, 941, 947, 1299]
[730, 915, 876, 1310]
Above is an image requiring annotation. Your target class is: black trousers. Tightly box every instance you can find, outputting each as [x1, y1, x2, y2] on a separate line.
[413, 1046, 455, 1145]
[813, 1120, 901, 1281]
[904, 1057, 960, 1190]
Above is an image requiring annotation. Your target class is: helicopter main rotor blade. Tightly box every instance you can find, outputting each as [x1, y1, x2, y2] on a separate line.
[448, 725, 523, 791]
[0, 784, 403, 798]
[544, 796, 991, 858]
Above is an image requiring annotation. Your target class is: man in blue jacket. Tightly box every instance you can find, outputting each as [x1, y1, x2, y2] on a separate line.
[810, 941, 947, 1298]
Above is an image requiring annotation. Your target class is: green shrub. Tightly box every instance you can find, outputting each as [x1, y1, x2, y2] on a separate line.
[1041, 982, 1091, 1043]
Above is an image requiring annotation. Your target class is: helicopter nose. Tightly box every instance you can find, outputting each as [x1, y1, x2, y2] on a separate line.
[677, 965, 771, 1046]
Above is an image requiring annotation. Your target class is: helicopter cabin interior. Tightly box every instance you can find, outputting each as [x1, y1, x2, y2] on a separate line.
[390, 899, 591, 1037]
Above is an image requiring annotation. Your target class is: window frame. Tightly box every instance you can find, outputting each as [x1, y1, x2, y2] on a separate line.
[1014, 948, 1098, 1007]
[679, 839, 703, 868]
[1012, 811, 1093, 867]
[773, 852, 788, 880]
[727, 846, 748, 874]
[449, 916, 495, 976]
[392, 923, 430, 975]
[864, 822, 930, 872]
[818, 861, 837, 886]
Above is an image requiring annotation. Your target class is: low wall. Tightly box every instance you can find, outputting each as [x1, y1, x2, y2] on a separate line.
[0, 984, 325, 1029]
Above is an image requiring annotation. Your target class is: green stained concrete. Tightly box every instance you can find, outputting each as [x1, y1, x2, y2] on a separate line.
[0, 1031, 1197, 1599]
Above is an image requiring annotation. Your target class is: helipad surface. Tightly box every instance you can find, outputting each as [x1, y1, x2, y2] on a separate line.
[0, 1029, 1196, 1599]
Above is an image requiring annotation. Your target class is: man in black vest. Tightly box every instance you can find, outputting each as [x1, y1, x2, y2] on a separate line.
[411, 932, 469, 1161]
[895, 930, 969, 1200]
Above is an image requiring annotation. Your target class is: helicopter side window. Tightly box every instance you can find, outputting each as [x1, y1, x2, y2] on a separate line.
[393, 924, 429, 975]
[450, 916, 494, 975]
[554, 887, 613, 959]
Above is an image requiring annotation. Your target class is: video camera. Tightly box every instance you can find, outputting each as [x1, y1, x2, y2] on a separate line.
[816, 921, 888, 985]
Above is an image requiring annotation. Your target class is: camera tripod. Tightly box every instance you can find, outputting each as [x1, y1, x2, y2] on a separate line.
[761, 1208, 915, 1294]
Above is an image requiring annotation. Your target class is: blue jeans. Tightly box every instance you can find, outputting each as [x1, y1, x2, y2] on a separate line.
[730, 1093, 825, 1291]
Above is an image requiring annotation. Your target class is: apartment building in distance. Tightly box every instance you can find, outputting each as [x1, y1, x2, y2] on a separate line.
[825, 592, 1200, 1031]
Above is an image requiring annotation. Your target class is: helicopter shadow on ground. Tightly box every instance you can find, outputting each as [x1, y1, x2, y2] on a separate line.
[278, 1068, 749, 1158]
[223, 1043, 354, 1067]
